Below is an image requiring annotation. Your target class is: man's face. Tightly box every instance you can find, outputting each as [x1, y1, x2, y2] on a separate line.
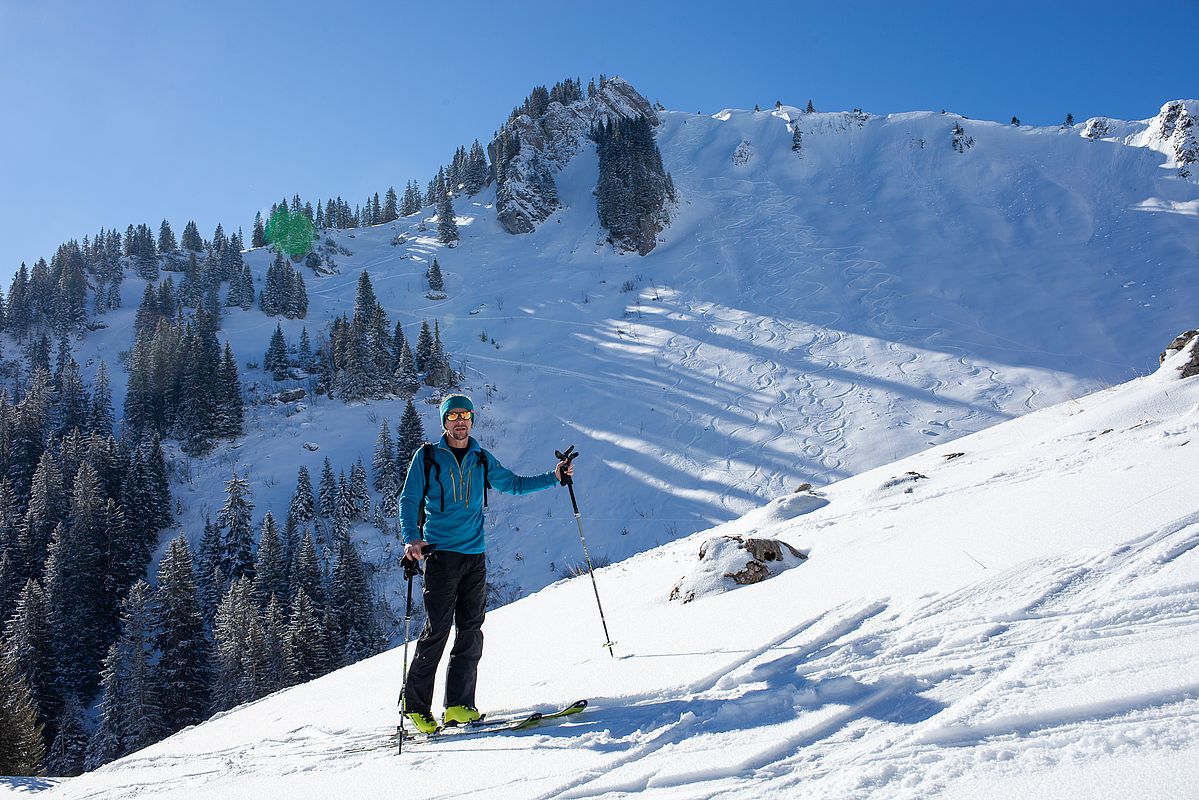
[444, 410, 473, 445]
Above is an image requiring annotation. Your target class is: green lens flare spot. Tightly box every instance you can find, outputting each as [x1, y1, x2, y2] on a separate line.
[265, 207, 315, 259]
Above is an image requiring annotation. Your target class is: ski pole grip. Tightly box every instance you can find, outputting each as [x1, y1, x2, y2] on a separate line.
[555, 445, 580, 487]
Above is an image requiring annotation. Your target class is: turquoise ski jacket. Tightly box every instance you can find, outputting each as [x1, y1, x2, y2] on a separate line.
[399, 435, 558, 554]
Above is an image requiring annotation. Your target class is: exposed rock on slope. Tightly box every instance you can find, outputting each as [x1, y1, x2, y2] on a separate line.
[488, 77, 658, 236]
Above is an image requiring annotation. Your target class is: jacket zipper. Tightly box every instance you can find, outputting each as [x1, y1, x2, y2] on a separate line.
[441, 443, 470, 507]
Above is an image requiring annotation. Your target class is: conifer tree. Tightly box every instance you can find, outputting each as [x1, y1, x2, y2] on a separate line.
[464, 140, 488, 195]
[427, 258, 444, 292]
[265, 325, 289, 380]
[437, 193, 459, 244]
[215, 342, 244, 440]
[153, 535, 210, 734]
[211, 577, 256, 711]
[349, 460, 369, 519]
[394, 340, 420, 398]
[332, 481, 352, 546]
[89, 361, 115, 438]
[181, 221, 204, 253]
[805, 99, 815, 113]
[391, 321, 407, 367]
[0, 653, 44, 776]
[792, 122, 803, 153]
[383, 187, 399, 222]
[372, 421, 396, 492]
[289, 466, 315, 524]
[318, 458, 337, 518]
[86, 581, 163, 769]
[290, 530, 325, 612]
[297, 327, 313, 370]
[254, 512, 288, 607]
[218, 472, 255, 584]
[252, 212, 266, 248]
[2, 579, 52, 763]
[415, 320, 433, 372]
[19, 451, 65, 579]
[45, 463, 111, 705]
[396, 399, 426, 483]
[327, 539, 379, 667]
[45, 693, 87, 777]
[9, 369, 51, 501]
[157, 220, 178, 254]
[196, 518, 225, 625]
[261, 594, 287, 693]
[284, 588, 329, 686]
[239, 264, 254, 310]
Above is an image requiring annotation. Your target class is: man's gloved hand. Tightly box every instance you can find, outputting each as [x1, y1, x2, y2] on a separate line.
[555, 458, 575, 485]
[402, 541, 428, 579]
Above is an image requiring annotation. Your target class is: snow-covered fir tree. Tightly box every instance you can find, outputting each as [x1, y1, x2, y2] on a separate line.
[218, 472, 255, 585]
[394, 340, 420, 398]
[318, 458, 337, 519]
[86, 581, 163, 769]
[265, 324, 289, 380]
[253, 512, 288, 607]
[437, 193, 459, 244]
[427, 258, 445, 292]
[153, 535, 210, 735]
[45, 693, 87, 777]
[396, 399, 426, 483]
[289, 466, 316, 525]
[283, 588, 329, 686]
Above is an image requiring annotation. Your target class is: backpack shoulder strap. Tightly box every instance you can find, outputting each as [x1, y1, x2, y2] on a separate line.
[417, 443, 442, 534]
[477, 449, 491, 508]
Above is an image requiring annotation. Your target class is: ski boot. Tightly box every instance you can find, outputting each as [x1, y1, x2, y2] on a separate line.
[442, 705, 481, 727]
[406, 711, 440, 734]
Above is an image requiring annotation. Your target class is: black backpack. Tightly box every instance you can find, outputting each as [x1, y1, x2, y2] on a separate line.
[416, 443, 490, 534]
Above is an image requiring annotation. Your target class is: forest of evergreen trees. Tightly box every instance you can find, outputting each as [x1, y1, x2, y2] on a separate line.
[592, 116, 677, 255]
[0, 339, 177, 774]
[0, 112, 496, 776]
[307, 271, 459, 402]
[259, 139, 489, 243]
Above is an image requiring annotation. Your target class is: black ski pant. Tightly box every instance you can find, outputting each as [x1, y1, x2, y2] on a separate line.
[403, 550, 487, 714]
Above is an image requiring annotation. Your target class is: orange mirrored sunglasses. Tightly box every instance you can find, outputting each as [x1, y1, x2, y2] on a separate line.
[445, 410, 474, 421]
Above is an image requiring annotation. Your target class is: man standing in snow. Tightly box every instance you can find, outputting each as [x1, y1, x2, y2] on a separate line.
[399, 394, 573, 733]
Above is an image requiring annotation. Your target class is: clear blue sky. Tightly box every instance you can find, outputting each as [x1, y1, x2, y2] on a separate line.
[2, 0, 1195, 282]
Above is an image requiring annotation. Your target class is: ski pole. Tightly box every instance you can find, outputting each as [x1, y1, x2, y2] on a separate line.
[555, 445, 615, 657]
[397, 542, 436, 753]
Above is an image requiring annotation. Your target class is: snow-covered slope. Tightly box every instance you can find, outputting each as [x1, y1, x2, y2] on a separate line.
[38, 336, 1199, 800]
[59, 94, 1199, 622]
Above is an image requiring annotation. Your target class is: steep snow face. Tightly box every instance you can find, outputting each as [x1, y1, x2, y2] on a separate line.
[1126, 100, 1199, 177]
[490, 77, 657, 234]
[42, 344, 1199, 800]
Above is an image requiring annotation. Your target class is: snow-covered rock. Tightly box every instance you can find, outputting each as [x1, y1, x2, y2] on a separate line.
[669, 533, 807, 603]
[1160, 329, 1199, 378]
[1126, 99, 1199, 178]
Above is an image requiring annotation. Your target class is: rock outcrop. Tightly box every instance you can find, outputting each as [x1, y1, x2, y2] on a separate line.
[1161, 330, 1199, 378]
[489, 77, 660, 237]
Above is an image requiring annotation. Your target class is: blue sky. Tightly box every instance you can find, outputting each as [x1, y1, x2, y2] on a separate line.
[1, 0, 1195, 282]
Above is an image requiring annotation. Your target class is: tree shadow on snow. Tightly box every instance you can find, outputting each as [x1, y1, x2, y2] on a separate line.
[0, 777, 59, 794]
